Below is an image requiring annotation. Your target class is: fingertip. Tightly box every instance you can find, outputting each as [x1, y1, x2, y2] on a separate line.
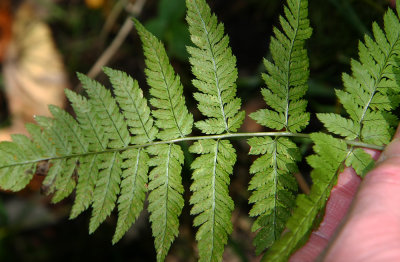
[394, 124, 400, 139]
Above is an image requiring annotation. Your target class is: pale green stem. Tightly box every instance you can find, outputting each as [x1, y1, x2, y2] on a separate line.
[1, 132, 384, 169]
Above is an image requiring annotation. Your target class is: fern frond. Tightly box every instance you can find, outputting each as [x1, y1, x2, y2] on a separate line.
[264, 133, 348, 262]
[186, 0, 245, 134]
[189, 139, 236, 262]
[248, 0, 312, 254]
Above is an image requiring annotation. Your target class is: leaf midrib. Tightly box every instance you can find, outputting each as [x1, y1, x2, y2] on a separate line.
[0, 132, 384, 170]
[284, 0, 302, 131]
[357, 33, 400, 138]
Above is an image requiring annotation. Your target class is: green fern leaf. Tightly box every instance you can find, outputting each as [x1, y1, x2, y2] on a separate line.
[34, 116, 78, 202]
[251, 0, 312, 133]
[0, 136, 38, 191]
[147, 144, 184, 262]
[317, 113, 359, 139]
[248, 137, 298, 254]
[345, 148, 375, 176]
[133, 21, 192, 260]
[103, 68, 157, 243]
[77, 73, 130, 148]
[264, 133, 348, 261]
[25, 123, 55, 156]
[112, 148, 149, 244]
[319, 5, 400, 174]
[249, 0, 312, 254]
[104, 67, 159, 144]
[47, 105, 90, 203]
[134, 19, 193, 140]
[267, 6, 400, 260]
[65, 89, 105, 218]
[185, 0, 244, 259]
[186, 0, 245, 134]
[77, 73, 130, 233]
[89, 152, 122, 234]
[189, 139, 236, 262]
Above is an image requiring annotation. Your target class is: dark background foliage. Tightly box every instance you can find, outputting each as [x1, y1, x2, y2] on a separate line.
[0, 0, 393, 261]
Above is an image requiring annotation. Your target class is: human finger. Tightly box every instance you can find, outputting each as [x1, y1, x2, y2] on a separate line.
[289, 167, 361, 262]
[322, 126, 400, 261]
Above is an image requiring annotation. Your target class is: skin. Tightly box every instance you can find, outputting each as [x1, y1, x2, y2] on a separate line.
[290, 125, 400, 262]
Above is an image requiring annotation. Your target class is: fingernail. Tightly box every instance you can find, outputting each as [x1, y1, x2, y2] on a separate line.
[377, 137, 400, 163]
[394, 124, 400, 139]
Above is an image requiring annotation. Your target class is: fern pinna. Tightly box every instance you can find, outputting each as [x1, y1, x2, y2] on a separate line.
[0, 0, 400, 261]
[248, 0, 312, 255]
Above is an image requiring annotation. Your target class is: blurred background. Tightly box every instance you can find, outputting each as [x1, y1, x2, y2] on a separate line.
[0, 0, 396, 261]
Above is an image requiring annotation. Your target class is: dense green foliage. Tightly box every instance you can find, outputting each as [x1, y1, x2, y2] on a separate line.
[0, 0, 399, 261]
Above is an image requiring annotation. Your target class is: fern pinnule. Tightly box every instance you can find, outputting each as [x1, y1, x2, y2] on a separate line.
[104, 67, 158, 144]
[147, 144, 185, 262]
[186, 0, 245, 135]
[25, 122, 55, 156]
[189, 139, 236, 262]
[112, 148, 149, 244]
[77, 73, 130, 148]
[46, 105, 90, 203]
[33, 115, 78, 201]
[247, 137, 298, 254]
[250, 0, 312, 133]
[64, 89, 107, 151]
[249, 0, 312, 254]
[134, 19, 193, 140]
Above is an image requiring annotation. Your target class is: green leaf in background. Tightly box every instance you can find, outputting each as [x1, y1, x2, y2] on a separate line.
[144, 0, 190, 60]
